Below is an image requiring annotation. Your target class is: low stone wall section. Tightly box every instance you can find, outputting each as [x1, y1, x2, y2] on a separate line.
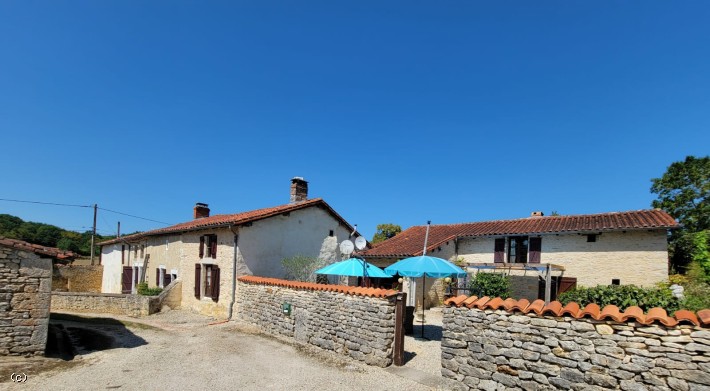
[52, 264, 103, 292]
[0, 246, 52, 356]
[51, 279, 181, 317]
[441, 298, 710, 390]
[236, 276, 398, 367]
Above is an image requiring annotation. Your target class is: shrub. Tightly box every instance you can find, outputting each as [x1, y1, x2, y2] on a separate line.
[558, 284, 681, 313]
[469, 272, 510, 298]
[281, 255, 324, 282]
[136, 282, 163, 296]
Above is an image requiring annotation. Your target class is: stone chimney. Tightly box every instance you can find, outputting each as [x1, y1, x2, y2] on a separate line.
[530, 211, 544, 217]
[290, 177, 308, 203]
[194, 203, 210, 219]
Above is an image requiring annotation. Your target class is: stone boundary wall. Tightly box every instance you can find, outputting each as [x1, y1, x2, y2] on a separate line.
[236, 276, 398, 367]
[51, 279, 181, 317]
[441, 307, 710, 390]
[0, 246, 52, 356]
[52, 264, 103, 292]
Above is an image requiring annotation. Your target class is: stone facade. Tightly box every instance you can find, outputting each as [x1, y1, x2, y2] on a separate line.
[52, 279, 181, 317]
[441, 307, 710, 390]
[0, 245, 52, 356]
[236, 279, 397, 367]
[52, 264, 103, 292]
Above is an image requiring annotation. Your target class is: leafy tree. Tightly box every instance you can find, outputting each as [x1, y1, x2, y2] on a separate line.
[281, 255, 324, 282]
[651, 155, 709, 232]
[371, 223, 402, 244]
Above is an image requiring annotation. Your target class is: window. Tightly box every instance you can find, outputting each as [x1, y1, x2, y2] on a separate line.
[194, 263, 220, 301]
[156, 266, 167, 288]
[587, 234, 597, 242]
[329, 230, 334, 237]
[199, 235, 218, 259]
[508, 236, 528, 263]
[121, 245, 125, 265]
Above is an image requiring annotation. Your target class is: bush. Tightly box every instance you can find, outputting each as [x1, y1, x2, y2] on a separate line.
[558, 284, 681, 313]
[281, 255, 324, 282]
[469, 272, 510, 298]
[136, 282, 163, 296]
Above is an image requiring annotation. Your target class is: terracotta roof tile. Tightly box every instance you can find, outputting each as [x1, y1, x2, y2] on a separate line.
[443, 295, 709, 328]
[697, 309, 710, 326]
[100, 199, 358, 246]
[237, 275, 397, 298]
[360, 209, 679, 257]
[0, 237, 77, 261]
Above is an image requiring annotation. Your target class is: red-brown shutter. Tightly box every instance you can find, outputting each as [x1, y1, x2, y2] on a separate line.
[211, 266, 220, 302]
[494, 239, 505, 263]
[529, 237, 542, 264]
[211, 236, 217, 259]
[164, 273, 172, 286]
[121, 245, 125, 265]
[194, 264, 201, 298]
[199, 236, 205, 258]
[156, 268, 160, 286]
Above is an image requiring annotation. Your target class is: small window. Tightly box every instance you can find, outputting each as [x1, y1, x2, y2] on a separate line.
[329, 230, 334, 237]
[587, 234, 597, 242]
[611, 279, 620, 286]
[199, 234, 218, 259]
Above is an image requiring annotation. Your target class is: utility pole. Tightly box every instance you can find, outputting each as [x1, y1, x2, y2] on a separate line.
[90, 204, 97, 265]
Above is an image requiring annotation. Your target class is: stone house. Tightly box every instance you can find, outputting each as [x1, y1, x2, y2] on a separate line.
[0, 237, 74, 356]
[99, 178, 362, 318]
[359, 210, 679, 304]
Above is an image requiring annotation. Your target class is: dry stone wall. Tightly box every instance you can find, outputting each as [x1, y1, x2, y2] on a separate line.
[0, 246, 52, 356]
[52, 264, 103, 292]
[236, 278, 397, 367]
[441, 307, 710, 390]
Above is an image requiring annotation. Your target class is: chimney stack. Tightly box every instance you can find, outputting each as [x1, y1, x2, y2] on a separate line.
[290, 177, 308, 203]
[194, 203, 210, 219]
[530, 211, 544, 217]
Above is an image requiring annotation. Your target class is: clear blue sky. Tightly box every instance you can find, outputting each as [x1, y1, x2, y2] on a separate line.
[1, 1, 708, 239]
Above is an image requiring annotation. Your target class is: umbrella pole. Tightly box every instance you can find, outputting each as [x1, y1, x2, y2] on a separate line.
[421, 275, 425, 339]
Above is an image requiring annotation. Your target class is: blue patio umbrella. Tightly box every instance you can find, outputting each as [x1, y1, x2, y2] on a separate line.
[315, 258, 392, 278]
[384, 221, 467, 338]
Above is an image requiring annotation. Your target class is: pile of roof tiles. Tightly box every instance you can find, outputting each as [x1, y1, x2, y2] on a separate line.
[238, 275, 398, 299]
[444, 295, 710, 328]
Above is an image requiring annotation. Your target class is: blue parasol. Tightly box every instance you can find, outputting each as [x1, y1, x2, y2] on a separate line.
[316, 258, 392, 278]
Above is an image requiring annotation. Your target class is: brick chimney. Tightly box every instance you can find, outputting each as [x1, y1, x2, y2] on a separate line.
[530, 211, 544, 217]
[194, 203, 210, 219]
[290, 177, 308, 203]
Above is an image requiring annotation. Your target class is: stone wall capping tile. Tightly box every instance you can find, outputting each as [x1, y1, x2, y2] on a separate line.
[541, 301, 563, 317]
[646, 307, 676, 327]
[502, 298, 519, 311]
[674, 310, 700, 327]
[444, 295, 468, 307]
[484, 297, 505, 310]
[463, 296, 480, 308]
[580, 303, 602, 320]
[560, 302, 581, 318]
[527, 299, 546, 315]
[472, 296, 491, 309]
[236, 276, 397, 299]
[599, 305, 625, 323]
[620, 306, 646, 324]
[698, 310, 710, 327]
[511, 299, 531, 313]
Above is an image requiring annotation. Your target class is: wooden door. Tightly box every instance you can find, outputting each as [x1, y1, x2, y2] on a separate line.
[122, 267, 133, 294]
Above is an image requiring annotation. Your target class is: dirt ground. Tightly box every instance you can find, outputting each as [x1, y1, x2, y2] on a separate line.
[0, 310, 446, 391]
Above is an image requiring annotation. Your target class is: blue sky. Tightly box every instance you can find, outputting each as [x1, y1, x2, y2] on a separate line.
[1, 2, 708, 239]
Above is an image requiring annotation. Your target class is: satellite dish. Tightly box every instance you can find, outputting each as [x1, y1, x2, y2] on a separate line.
[354, 236, 367, 250]
[339, 240, 354, 255]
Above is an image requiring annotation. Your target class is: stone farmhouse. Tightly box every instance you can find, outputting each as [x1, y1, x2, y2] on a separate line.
[99, 177, 362, 318]
[360, 209, 679, 304]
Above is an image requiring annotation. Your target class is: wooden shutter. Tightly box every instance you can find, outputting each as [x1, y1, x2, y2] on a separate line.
[194, 264, 201, 298]
[211, 236, 217, 259]
[529, 237, 542, 264]
[156, 268, 160, 286]
[210, 266, 220, 302]
[164, 273, 172, 286]
[121, 245, 125, 265]
[494, 239, 505, 263]
[199, 236, 205, 258]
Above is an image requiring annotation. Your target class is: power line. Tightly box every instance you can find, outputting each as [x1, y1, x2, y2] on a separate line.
[99, 207, 172, 226]
[0, 198, 92, 208]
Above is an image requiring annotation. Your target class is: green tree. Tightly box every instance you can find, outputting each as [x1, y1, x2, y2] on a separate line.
[281, 255, 324, 282]
[371, 223, 402, 244]
[651, 155, 709, 232]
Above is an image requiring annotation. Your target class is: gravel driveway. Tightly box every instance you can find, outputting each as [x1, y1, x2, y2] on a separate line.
[1, 310, 448, 391]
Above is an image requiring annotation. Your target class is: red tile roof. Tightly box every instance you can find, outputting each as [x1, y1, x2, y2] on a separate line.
[443, 295, 709, 328]
[100, 198, 356, 245]
[237, 276, 398, 298]
[0, 237, 78, 261]
[360, 209, 679, 257]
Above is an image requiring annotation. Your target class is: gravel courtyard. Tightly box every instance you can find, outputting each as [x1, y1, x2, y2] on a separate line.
[0, 309, 448, 391]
